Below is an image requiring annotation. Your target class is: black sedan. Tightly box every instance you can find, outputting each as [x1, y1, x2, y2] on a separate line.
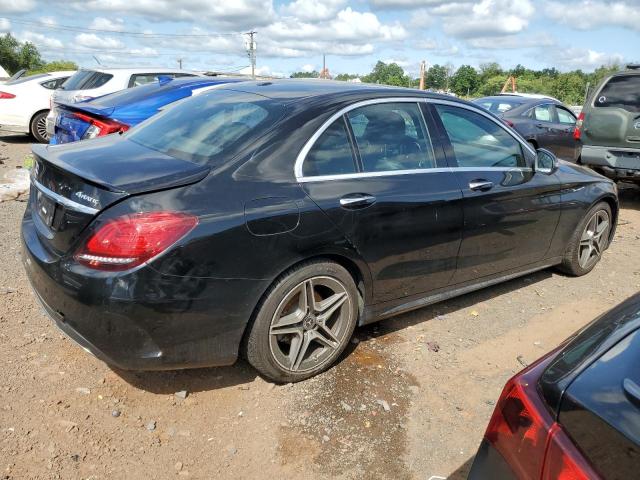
[469, 293, 640, 480]
[22, 80, 617, 382]
[473, 95, 579, 161]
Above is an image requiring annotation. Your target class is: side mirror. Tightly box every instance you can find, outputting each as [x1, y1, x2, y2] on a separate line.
[534, 148, 558, 175]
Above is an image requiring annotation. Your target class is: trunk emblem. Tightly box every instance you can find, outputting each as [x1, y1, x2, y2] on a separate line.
[634, 121, 640, 130]
[74, 191, 99, 207]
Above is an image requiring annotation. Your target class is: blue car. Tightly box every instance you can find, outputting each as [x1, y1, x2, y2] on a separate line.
[50, 76, 246, 144]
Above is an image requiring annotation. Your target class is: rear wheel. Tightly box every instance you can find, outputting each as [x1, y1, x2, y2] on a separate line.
[30, 111, 49, 143]
[559, 202, 612, 276]
[244, 260, 358, 383]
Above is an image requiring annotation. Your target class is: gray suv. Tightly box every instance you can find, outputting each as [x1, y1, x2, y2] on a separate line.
[577, 65, 640, 182]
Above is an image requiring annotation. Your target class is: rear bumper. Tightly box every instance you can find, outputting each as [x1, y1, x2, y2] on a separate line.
[21, 212, 263, 371]
[581, 145, 640, 180]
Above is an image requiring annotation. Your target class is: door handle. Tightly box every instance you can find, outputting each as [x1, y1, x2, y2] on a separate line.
[469, 180, 494, 192]
[340, 194, 376, 209]
[535, 123, 547, 129]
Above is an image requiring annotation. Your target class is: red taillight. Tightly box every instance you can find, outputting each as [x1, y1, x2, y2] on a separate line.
[0, 91, 15, 99]
[72, 112, 130, 139]
[573, 112, 585, 140]
[75, 212, 198, 271]
[484, 351, 600, 479]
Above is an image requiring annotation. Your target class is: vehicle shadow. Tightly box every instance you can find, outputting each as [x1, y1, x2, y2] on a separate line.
[112, 358, 259, 394]
[352, 268, 553, 343]
[0, 132, 32, 144]
[446, 455, 475, 479]
[618, 182, 640, 210]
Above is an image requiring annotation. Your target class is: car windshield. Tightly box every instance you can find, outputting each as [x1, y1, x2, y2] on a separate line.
[473, 98, 523, 113]
[61, 70, 113, 90]
[5, 73, 50, 85]
[127, 90, 284, 166]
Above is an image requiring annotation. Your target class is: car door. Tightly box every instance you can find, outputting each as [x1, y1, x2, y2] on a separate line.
[298, 99, 464, 303]
[529, 103, 560, 152]
[553, 105, 579, 160]
[429, 102, 562, 284]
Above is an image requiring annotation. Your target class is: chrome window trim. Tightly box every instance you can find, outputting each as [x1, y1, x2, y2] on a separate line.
[295, 96, 536, 183]
[32, 178, 99, 215]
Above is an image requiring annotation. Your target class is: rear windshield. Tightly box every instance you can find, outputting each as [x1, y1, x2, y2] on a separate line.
[595, 75, 640, 112]
[473, 98, 523, 113]
[127, 90, 284, 166]
[61, 70, 113, 91]
[5, 73, 50, 85]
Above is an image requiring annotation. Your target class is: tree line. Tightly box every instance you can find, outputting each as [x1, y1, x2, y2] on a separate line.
[290, 61, 623, 105]
[0, 34, 76, 75]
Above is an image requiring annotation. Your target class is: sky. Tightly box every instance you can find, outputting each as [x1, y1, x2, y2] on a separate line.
[0, 0, 638, 78]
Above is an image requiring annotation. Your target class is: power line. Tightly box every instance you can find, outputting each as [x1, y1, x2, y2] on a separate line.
[2, 17, 244, 38]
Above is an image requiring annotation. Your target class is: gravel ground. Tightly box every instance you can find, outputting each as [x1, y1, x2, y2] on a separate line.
[1, 131, 639, 479]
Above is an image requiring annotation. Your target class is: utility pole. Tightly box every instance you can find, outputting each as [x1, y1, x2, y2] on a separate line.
[177, 58, 183, 69]
[322, 54, 326, 79]
[419, 60, 426, 90]
[245, 31, 257, 79]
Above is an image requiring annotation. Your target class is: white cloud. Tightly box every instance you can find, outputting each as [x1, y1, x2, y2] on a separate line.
[301, 63, 315, 72]
[0, 0, 35, 13]
[19, 31, 64, 49]
[468, 33, 556, 49]
[0, 17, 10, 32]
[281, 0, 346, 21]
[370, 0, 472, 8]
[75, 33, 125, 50]
[545, 1, 640, 31]
[408, 9, 433, 28]
[67, 0, 276, 29]
[440, 0, 535, 38]
[549, 47, 624, 70]
[89, 17, 125, 31]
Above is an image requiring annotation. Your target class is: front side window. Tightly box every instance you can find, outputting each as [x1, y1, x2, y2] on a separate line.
[557, 108, 576, 125]
[302, 119, 356, 177]
[347, 102, 436, 172]
[595, 75, 640, 112]
[435, 104, 526, 168]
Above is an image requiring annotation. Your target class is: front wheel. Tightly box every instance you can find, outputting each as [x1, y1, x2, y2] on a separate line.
[559, 201, 612, 276]
[244, 260, 358, 383]
[30, 111, 49, 143]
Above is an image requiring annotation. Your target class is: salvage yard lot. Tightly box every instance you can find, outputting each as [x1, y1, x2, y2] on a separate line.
[1, 131, 639, 479]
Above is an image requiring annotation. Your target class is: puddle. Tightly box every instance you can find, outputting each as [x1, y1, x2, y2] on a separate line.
[278, 339, 413, 479]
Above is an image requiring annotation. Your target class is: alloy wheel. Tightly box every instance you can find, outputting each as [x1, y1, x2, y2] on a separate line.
[36, 115, 49, 141]
[269, 276, 352, 373]
[578, 210, 610, 269]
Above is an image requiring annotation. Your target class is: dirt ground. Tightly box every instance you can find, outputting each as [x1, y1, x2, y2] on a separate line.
[1, 131, 639, 480]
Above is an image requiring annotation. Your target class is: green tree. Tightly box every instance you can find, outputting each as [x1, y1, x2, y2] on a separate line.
[451, 65, 480, 97]
[334, 73, 360, 81]
[425, 64, 448, 90]
[362, 61, 410, 87]
[290, 70, 319, 79]
[29, 60, 78, 75]
[0, 34, 43, 74]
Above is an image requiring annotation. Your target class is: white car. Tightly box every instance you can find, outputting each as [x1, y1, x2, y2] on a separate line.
[0, 71, 75, 142]
[46, 67, 202, 138]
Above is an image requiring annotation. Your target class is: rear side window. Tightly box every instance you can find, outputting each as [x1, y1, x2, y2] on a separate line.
[61, 71, 113, 90]
[303, 120, 356, 177]
[128, 90, 283, 166]
[435, 104, 526, 168]
[40, 77, 69, 90]
[347, 102, 436, 172]
[595, 75, 640, 112]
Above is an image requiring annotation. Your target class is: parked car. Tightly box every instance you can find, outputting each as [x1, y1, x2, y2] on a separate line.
[45, 67, 202, 138]
[51, 76, 246, 145]
[22, 80, 617, 383]
[469, 293, 640, 480]
[0, 71, 75, 142]
[575, 64, 640, 183]
[474, 95, 579, 160]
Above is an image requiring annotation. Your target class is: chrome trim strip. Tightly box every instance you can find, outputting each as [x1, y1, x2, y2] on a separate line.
[295, 96, 537, 183]
[32, 179, 99, 215]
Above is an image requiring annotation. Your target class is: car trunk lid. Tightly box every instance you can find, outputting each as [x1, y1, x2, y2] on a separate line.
[29, 138, 209, 254]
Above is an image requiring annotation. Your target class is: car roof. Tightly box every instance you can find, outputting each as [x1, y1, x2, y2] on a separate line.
[77, 67, 202, 75]
[214, 78, 465, 105]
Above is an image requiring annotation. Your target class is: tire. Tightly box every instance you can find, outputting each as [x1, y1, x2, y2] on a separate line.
[244, 260, 358, 383]
[30, 111, 49, 143]
[559, 201, 612, 276]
